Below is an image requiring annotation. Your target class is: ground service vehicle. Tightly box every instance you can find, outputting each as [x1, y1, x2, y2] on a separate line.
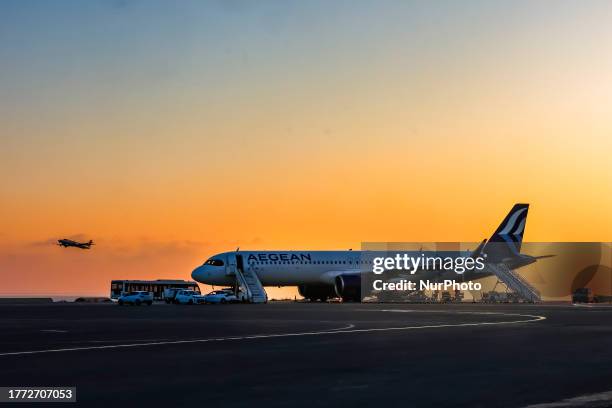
[572, 288, 594, 303]
[174, 290, 206, 305]
[203, 290, 239, 304]
[110, 280, 200, 301]
[118, 291, 153, 306]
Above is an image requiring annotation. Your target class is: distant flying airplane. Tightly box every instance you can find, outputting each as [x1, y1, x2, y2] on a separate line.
[57, 239, 94, 249]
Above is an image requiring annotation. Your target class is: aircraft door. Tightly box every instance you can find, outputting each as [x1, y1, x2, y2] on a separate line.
[236, 254, 244, 272]
[226, 253, 237, 276]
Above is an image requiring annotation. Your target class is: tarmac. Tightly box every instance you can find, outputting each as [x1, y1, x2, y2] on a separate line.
[1, 301, 612, 407]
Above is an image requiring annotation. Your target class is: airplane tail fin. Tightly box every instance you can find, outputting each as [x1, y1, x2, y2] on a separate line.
[482, 204, 529, 262]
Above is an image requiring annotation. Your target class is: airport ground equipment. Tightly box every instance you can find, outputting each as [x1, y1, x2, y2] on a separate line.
[174, 290, 206, 305]
[227, 253, 268, 303]
[202, 290, 239, 304]
[235, 266, 268, 303]
[572, 288, 594, 303]
[111, 280, 200, 301]
[163, 287, 183, 303]
[117, 291, 153, 306]
[487, 263, 541, 302]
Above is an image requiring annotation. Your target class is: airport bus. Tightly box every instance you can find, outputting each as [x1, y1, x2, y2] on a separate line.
[110, 280, 200, 301]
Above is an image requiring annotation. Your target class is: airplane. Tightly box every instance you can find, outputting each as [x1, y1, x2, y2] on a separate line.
[57, 239, 94, 249]
[191, 204, 544, 302]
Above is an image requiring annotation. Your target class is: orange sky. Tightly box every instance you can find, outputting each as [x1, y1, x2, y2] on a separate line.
[1, 1, 611, 296]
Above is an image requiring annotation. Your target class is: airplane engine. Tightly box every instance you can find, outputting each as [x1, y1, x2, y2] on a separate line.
[298, 284, 336, 302]
[334, 274, 362, 302]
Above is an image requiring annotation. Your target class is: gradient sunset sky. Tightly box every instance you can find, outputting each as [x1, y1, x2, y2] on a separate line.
[1, 0, 611, 296]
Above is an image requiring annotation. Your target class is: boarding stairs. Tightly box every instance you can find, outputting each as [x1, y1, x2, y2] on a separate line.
[235, 265, 268, 304]
[488, 263, 541, 303]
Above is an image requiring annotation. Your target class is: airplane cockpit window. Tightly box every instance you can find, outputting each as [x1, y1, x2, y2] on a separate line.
[204, 258, 224, 266]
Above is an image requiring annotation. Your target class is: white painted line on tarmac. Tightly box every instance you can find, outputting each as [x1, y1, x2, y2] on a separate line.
[0, 313, 545, 357]
[572, 303, 612, 308]
[325, 323, 355, 331]
[523, 389, 612, 407]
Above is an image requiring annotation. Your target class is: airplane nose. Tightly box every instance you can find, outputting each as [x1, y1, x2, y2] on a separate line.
[191, 266, 205, 283]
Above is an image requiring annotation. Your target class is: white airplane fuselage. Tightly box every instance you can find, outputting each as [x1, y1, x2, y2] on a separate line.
[191, 250, 476, 287]
[190, 204, 533, 300]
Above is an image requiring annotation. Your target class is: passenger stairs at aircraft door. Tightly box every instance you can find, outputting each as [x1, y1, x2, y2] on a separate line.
[235, 266, 268, 303]
[488, 263, 541, 303]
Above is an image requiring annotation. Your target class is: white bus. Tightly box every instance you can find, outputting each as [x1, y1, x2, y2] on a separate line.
[110, 279, 200, 301]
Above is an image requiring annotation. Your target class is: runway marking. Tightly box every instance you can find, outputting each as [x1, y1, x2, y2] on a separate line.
[523, 389, 612, 407]
[0, 313, 545, 358]
[63, 325, 356, 344]
[324, 323, 355, 331]
[572, 303, 594, 308]
[572, 303, 612, 308]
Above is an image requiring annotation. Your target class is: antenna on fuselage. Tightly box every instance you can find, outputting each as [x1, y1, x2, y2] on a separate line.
[236, 247, 240, 252]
